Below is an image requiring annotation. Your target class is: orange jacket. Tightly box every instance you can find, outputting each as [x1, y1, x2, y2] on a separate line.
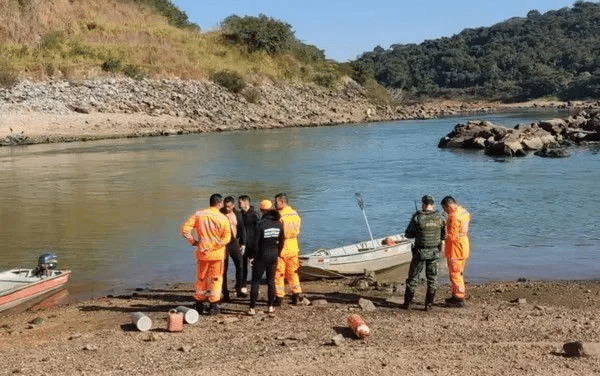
[278, 205, 301, 258]
[444, 205, 470, 260]
[181, 207, 231, 261]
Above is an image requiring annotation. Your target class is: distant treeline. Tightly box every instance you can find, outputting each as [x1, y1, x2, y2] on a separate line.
[350, 1, 600, 101]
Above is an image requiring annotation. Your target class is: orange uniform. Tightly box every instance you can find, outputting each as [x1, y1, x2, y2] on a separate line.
[181, 207, 231, 303]
[445, 205, 470, 300]
[275, 205, 302, 298]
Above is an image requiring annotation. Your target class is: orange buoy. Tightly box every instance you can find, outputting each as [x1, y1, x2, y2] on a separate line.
[383, 237, 396, 246]
[347, 314, 370, 339]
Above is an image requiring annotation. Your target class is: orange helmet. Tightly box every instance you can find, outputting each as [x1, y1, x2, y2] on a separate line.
[259, 199, 272, 210]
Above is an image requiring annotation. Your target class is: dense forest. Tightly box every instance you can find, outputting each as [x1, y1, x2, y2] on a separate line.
[350, 1, 600, 101]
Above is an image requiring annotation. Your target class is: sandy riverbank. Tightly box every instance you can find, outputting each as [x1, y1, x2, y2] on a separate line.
[1, 278, 599, 375]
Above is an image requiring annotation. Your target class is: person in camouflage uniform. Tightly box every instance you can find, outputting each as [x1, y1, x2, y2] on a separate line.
[402, 195, 446, 311]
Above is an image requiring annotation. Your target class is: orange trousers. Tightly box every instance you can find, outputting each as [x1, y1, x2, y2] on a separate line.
[194, 259, 224, 303]
[275, 255, 302, 298]
[447, 258, 467, 300]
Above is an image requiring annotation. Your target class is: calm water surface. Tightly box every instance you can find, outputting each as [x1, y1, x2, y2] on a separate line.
[1, 110, 598, 298]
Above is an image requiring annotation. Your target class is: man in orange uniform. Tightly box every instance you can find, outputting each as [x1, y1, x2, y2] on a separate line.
[273, 193, 302, 305]
[441, 196, 471, 308]
[181, 193, 231, 315]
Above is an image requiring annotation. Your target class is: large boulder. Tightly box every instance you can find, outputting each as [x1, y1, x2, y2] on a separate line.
[518, 125, 556, 150]
[485, 132, 526, 157]
[537, 118, 568, 135]
[438, 120, 504, 148]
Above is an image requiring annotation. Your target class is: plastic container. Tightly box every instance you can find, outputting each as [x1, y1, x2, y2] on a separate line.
[175, 306, 199, 324]
[168, 309, 184, 332]
[347, 314, 370, 340]
[131, 312, 152, 332]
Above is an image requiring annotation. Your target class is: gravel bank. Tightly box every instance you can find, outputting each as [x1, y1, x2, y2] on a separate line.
[1, 279, 600, 375]
[0, 77, 507, 146]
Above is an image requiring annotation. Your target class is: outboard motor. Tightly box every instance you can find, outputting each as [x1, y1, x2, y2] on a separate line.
[34, 253, 58, 276]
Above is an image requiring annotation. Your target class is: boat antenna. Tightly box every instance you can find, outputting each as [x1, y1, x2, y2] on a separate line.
[355, 193, 374, 243]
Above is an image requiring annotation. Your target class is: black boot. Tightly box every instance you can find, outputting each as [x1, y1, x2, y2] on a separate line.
[445, 296, 465, 308]
[207, 303, 220, 316]
[402, 286, 414, 310]
[291, 293, 300, 305]
[273, 297, 283, 307]
[424, 289, 436, 311]
[195, 300, 207, 315]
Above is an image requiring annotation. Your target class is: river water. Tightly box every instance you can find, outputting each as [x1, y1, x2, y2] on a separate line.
[1, 110, 599, 299]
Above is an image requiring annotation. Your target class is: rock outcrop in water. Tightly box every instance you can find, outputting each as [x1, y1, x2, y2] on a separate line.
[438, 108, 600, 157]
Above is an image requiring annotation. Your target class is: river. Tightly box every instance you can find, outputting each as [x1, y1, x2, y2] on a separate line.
[1, 110, 598, 299]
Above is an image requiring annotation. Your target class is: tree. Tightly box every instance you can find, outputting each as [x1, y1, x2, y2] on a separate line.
[349, 1, 600, 101]
[221, 14, 295, 55]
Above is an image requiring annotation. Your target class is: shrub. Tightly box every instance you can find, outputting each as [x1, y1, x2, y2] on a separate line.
[311, 63, 341, 88]
[364, 80, 395, 106]
[221, 14, 295, 55]
[44, 61, 56, 77]
[102, 58, 122, 73]
[0, 58, 19, 88]
[0, 71, 19, 88]
[212, 70, 246, 93]
[123, 64, 146, 80]
[292, 43, 326, 63]
[313, 73, 339, 88]
[40, 31, 65, 52]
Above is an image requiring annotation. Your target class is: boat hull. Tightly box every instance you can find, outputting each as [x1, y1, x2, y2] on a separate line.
[0, 269, 71, 313]
[299, 234, 413, 280]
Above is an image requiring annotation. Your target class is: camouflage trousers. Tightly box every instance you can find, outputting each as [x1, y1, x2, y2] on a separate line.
[405, 248, 440, 294]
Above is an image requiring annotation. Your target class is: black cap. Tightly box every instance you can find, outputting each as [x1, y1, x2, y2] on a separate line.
[421, 195, 434, 205]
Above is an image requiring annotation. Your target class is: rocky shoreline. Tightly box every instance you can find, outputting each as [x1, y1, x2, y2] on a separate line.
[0, 76, 574, 147]
[438, 106, 600, 158]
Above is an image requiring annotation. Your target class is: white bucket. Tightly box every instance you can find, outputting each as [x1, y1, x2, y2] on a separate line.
[175, 306, 199, 324]
[131, 312, 152, 332]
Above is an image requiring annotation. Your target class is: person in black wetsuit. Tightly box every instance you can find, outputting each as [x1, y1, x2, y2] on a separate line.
[248, 200, 284, 315]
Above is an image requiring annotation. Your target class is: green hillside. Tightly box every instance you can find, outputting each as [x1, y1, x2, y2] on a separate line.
[0, 0, 343, 89]
[351, 1, 600, 102]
